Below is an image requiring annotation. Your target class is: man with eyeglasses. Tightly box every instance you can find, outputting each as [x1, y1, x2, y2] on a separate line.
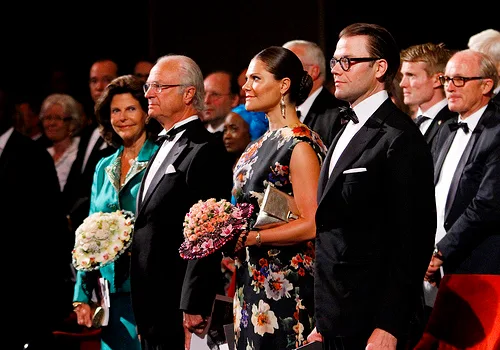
[283, 39, 347, 147]
[418, 49, 500, 347]
[309, 23, 436, 350]
[130, 55, 233, 350]
[200, 70, 239, 137]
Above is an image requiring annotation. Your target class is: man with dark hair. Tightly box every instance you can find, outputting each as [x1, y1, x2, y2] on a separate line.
[310, 23, 436, 349]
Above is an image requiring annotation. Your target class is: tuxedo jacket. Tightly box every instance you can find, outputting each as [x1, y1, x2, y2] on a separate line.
[432, 102, 500, 274]
[130, 119, 233, 344]
[302, 88, 347, 148]
[423, 106, 457, 149]
[0, 130, 72, 346]
[314, 98, 436, 340]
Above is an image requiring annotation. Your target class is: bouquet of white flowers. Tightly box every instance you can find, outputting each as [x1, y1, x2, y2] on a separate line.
[72, 210, 135, 271]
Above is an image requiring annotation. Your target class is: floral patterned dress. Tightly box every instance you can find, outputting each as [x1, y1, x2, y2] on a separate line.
[232, 124, 327, 350]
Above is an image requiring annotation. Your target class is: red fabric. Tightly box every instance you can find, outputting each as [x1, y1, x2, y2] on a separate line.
[415, 274, 500, 350]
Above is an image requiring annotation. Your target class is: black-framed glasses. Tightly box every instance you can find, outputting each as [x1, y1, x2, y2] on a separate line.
[330, 56, 380, 71]
[143, 82, 183, 94]
[438, 75, 484, 87]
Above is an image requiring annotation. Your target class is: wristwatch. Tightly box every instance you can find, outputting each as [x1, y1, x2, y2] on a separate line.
[433, 247, 443, 260]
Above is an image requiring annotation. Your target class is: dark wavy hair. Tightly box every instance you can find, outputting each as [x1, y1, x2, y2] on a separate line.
[95, 74, 161, 147]
[254, 46, 312, 106]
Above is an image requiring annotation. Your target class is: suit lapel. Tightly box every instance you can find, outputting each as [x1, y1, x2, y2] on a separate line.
[444, 106, 493, 217]
[319, 116, 385, 206]
[318, 126, 344, 197]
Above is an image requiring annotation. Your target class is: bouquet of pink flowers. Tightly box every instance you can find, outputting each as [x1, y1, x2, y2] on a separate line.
[179, 198, 254, 260]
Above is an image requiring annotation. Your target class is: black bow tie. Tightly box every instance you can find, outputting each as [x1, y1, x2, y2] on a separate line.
[449, 121, 469, 134]
[155, 125, 188, 144]
[339, 107, 359, 124]
[414, 115, 430, 127]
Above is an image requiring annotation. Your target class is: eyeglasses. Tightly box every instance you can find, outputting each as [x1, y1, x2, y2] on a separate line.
[143, 82, 183, 94]
[330, 56, 380, 71]
[40, 115, 72, 123]
[438, 75, 484, 87]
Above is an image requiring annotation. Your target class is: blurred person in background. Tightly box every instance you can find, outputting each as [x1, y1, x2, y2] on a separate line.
[133, 58, 154, 83]
[64, 58, 118, 234]
[40, 93, 84, 191]
[283, 39, 347, 147]
[201, 70, 240, 137]
[223, 103, 268, 169]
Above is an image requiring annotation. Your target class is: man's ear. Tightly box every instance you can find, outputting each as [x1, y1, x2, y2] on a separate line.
[183, 86, 196, 104]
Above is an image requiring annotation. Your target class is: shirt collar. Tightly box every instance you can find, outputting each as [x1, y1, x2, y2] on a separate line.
[417, 98, 448, 120]
[458, 104, 487, 133]
[160, 115, 198, 136]
[352, 90, 389, 125]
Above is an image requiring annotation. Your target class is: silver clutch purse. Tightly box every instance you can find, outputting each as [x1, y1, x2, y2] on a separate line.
[253, 184, 299, 229]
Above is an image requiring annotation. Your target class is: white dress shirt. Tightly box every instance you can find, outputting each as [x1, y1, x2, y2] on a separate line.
[328, 90, 389, 176]
[141, 116, 198, 199]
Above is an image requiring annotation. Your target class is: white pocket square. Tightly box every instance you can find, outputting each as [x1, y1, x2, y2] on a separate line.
[343, 167, 367, 174]
[165, 164, 176, 174]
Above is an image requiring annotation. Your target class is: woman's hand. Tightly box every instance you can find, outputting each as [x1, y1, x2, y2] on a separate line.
[73, 302, 93, 328]
[307, 327, 323, 343]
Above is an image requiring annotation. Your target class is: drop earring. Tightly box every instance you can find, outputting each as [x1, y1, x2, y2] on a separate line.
[280, 94, 286, 119]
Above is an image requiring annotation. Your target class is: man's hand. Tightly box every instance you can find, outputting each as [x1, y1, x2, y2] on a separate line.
[424, 255, 443, 286]
[366, 328, 397, 350]
[183, 312, 209, 335]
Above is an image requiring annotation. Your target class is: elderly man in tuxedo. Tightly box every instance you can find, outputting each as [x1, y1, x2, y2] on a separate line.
[130, 54, 233, 350]
[418, 48, 500, 350]
[426, 49, 500, 286]
[308, 23, 436, 350]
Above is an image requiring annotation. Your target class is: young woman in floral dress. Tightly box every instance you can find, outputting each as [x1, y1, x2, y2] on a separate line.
[231, 46, 327, 350]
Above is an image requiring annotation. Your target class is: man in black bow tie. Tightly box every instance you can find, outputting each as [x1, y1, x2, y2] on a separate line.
[311, 23, 436, 350]
[427, 48, 500, 315]
[131, 55, 233, 350]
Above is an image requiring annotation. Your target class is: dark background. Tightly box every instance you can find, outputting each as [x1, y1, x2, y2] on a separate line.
[3, 0, 498, 107]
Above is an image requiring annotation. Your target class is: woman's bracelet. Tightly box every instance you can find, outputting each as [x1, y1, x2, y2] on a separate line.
[255, 231, 262, 247]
